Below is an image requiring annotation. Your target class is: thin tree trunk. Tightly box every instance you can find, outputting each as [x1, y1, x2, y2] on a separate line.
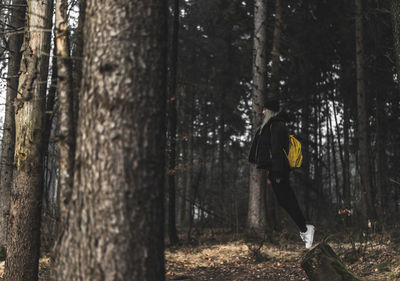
[71, 0, 85, 129]
[313, 94, 322, 214]
[248, 0, 268, 231]
[269, 0, 282, 97]
[375, 88, 385, 217]
[332, 101, 345, 180]
[53, 0, 167, 279]
[0, 0, 26, 249]
[167, 0, 180, 245]
[343, 102, 351, 209]
[4, 0, 53, 279]
[329, 108, 340, 205]
[332, 98, 345, 205]
[301, 101, 311, 219]
[42, 40, 57, 236]
[218, 85, 226, 222]
[55, 0, 75, 227]
[325, 101, 332, 201]
[355, 0, 376, 222]
[184, 92, 194, 227]
[340, 61, 352, 212]
[390, 0, 400, 91]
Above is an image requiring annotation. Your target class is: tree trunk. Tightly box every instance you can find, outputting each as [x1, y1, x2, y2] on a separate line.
[0, 0, 26, 249]
[313, 94, 322, 214]
[390, 0, 400, 90]
[343, 102, 351, 209]
[269, 0, 282, 97]
[301, 242, 362, 281]
[326, 106, 332, 200]
[4, 0, 53, 279]
[248, 0, 268, 231]
[340, 61, 352, 212]
[167, 0, 180, 245]
[218, 81, 226, 221]
[71, 0, 85, 129]
[301, 101, 311, 219]
[354, 0, 376, 223]
[55, 0, 75, 228]
[218, 31, 234, 223]
[375, 88, 386, 217]
[329, 104, 340, 205]
[183, 91, 194, 227]
[53, 0, 167, 279]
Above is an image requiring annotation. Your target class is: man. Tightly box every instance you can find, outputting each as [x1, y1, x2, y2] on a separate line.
[249, 98, 315, 249]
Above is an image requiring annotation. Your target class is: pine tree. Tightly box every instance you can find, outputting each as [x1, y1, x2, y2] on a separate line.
[54, 0, 167, 279]
[0, 0, 26, 249]
[248, 0, 268, 231]
[4, 0, 53, 279]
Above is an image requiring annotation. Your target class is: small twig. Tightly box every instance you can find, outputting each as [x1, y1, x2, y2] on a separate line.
[390, 178, 400, 186]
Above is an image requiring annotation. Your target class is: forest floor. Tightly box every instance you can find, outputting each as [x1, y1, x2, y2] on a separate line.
[0, 227, 399, 280]
[165, 227, 400, 281]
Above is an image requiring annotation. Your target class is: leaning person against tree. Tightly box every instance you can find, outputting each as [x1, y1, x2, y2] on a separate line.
[248, 98, 315, 249]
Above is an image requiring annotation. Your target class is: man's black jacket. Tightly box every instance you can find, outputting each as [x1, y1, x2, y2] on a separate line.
[248, 112, 290, 177]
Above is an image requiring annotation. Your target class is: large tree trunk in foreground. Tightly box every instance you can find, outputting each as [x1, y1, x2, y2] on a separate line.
[301, 242, 362, 281]
[53, 0, 167, 280]
[0, 0, 26, 249]
[247, 0, 268, 232]
[4, 0, 53, 279]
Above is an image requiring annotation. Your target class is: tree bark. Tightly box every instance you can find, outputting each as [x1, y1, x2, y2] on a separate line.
[330, 103, 340, 205]
[375, 87, 386, 217]
[301, 101, 311, 219]
[340, 61, 351, 212]
[355, 0, 376, 223]
[248, 0, 268, 231]
[71, 0, 85, 130]
[390, 0, 400, 91]
[55, 0, 75, 227]
[4, 0, 53, 279]
[183, 92, 194, 227]
[343, 102, 351, 209]
[269, 0, 282, 97]
[53, 0, 167, 280]
[0, 0, 26, 249]
[167, 0, 180, 245]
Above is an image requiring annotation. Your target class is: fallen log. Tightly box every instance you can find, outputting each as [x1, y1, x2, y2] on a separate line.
[301, 241, 363, 281]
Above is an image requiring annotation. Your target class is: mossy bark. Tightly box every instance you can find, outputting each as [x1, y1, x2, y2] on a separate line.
[0, 0, 26, 249]
[4, 0, 53, 280]
[301, 242, 363, 281]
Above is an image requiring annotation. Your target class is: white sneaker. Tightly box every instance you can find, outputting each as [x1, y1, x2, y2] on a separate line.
[300, 224, 315, 249]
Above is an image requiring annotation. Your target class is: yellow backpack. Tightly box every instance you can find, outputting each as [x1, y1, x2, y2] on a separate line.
[283, 135, 303, 168]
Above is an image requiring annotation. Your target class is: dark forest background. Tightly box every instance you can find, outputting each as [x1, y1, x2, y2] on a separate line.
[163, 0, 400, 236]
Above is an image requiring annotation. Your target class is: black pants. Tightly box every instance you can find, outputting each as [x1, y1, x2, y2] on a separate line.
[270, 174, 307, 232]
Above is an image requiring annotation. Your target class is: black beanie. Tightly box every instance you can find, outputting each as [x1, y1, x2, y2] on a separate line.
[263, 98, 280, 112]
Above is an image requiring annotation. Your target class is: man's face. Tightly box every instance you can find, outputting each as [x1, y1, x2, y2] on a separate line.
[262, 108, 268, 115]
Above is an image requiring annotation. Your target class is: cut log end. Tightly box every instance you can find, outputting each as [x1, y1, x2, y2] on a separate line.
[301, 242, 363, 281]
